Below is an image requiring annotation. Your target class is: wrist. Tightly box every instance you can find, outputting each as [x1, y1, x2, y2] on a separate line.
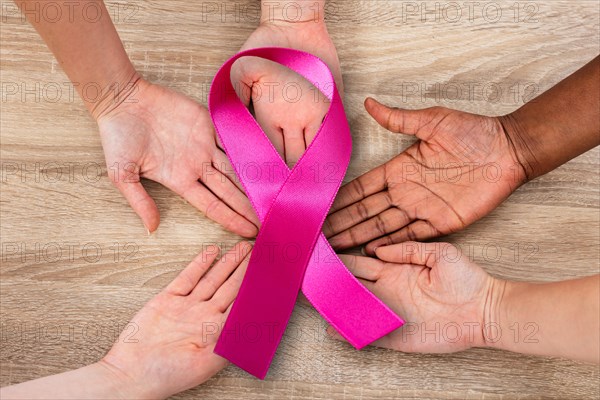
[89, 67, 143, 122]
[260, 0, 326, 25]
[480, 277, 510, 350]
[497, 110, 549, 182]
[95, 359, 152, 400]
[496, 113, 534, 183]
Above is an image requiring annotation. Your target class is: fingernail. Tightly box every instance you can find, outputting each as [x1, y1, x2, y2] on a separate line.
[360, 247, 367, 256]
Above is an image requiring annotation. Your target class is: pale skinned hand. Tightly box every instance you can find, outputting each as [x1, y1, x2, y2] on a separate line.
[231, 20, 343, 167]
[97, 79, 259, 236]
[324, 98, 527, 254]
[101, 242, 252, 399]
[329, 242, 493, 353]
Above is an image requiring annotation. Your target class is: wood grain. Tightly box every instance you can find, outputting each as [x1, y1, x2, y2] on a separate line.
[1, 1, 599, 398]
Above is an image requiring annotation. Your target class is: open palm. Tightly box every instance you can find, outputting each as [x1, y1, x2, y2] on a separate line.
[97, 79, 259, 236]
[101, 242, 251, 399]
[325, 98, 527, 254]
[331, 242, 492, 353]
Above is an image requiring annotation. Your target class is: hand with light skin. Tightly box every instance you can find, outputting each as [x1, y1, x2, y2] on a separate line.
[325, 57, 600, 253]
[334, 242, 492, 353]
[231, 0, 342, 166]
[17, 0, 259, 236]
[97, 79, 259, 236]
[328, 242, 600, 363]
[0, 242, 253, 400]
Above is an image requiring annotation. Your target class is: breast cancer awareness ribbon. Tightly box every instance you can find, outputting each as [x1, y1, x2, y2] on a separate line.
[209, 47, 404, 379]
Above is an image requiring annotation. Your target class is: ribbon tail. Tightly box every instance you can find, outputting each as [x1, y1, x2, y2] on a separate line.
[302, 236, 404, 349]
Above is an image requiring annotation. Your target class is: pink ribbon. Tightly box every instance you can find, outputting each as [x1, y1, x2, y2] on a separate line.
[209, 47, 404, 379]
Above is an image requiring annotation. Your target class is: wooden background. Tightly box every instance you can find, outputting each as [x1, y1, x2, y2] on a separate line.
[1, 0, 599, 398]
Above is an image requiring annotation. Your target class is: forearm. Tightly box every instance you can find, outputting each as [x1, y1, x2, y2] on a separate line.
[485, 275, 600, 363]
[260, 0, 326, 24]
[0, 361, 143, 400]
[501, 56, 600, 180]
[16, 0, 138, 119]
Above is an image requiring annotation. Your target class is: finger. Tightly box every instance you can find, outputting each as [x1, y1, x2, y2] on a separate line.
[192, 241, 253, 301]
[330, 165, 387, 213]
[266, 126, 286, 164]
[211, 149, 244, 192]
[324, 192, 393, 238]
[211, 247, 252, 312]
[327, 263, 376, 291]
[211, 152, 262, 228]
[223, 299, 235, 318]
[283, 127, 306, 167]
[165, 245, 221, 296]
[257, 122, 285, 161]
[112, 173, 160, 233]
[304, 120, 322, 151]
[178, 181, 258, 238]
[230, 60, 252, 107]
[366, 220, 442, 256]
[201, 164, 260, 228]
[338, 254, 384, 282]
[374, 240, 455, 268]
[365, 97, 447, 139]
[328, 208, 413, 250]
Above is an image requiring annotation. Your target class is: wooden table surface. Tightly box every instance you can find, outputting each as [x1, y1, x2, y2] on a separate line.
[1, 1, 599, 398]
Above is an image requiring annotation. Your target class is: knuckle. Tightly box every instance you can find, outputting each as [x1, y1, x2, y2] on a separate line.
[204, 199, 222, 220]
[397, 207, 410, 224]
[202, 275, 218, 294]
[322, 217, 335, 236]
[374, 215, 387, 236]
[352, 179, 366, 199]
[347, 229, 360, 247]
[406, 226, 418, 242]
[383, 234, 394, 246]
[389, 108, 404, 130]
[355, 201, 370, 221]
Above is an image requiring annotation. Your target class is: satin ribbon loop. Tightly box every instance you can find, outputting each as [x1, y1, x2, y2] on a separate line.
[209, 47, 404, 379]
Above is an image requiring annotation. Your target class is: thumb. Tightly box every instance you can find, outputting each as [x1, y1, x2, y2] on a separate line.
[110, 166, 160, 233]
[364, 97, 439, 136]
